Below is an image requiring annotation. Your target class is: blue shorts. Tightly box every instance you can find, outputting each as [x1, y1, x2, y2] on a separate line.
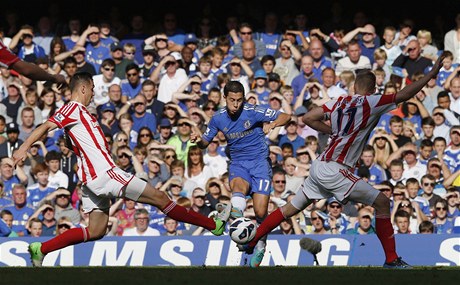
[229, 158, 272, 196]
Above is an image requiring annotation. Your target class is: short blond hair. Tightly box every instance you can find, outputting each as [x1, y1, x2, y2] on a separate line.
[339, 70, 356, 85]
[123, 43, 136, 53]
[374, 48, 387, 60]
[280, 85, 293, 95]
[417, 30, 432, 44]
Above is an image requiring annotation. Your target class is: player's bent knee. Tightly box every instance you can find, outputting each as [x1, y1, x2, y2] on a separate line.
[254, 208, 268, 219]
[87, 228, 107, 241]
[230, 178, 249, 193]
[373, 192, 390, 212]
[138, 184, 170, 209]
[281, 203, 301, 218]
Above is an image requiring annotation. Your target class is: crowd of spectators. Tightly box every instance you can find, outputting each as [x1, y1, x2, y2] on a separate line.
[1, 7, 460, 238]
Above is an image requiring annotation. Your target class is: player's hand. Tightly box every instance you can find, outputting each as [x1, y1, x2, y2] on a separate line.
[263, 122, 276, 134]
[190, 124, 202, 143]
[12, 148, 27, 167]
[52, 74, 67, 89]
[190, 130, 201, 143]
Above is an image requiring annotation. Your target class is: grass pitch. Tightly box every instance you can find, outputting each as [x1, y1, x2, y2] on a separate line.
[1, 266, 459, 285]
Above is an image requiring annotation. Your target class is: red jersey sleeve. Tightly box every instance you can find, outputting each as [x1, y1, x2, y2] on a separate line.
[376, 93, 396, 107]
[0, 41, 20, 68]
[48, 102, 79, 129]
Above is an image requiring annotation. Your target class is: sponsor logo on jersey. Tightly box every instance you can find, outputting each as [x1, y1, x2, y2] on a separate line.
[54, 113, 65, 123]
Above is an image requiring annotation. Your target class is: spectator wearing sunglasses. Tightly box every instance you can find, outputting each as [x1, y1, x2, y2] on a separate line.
[230, 23, 266, 59]
[121, 63, 144, 101]
[115, 145, 140, 175]
[431, 200, 454, 234]
[55, 216, 74, 236]
[420, 174, 444, 212]
[324, 197, 350, 234]
[75, 25, 111, 72]
[93, 59, 120, 106]
[392, 39, 432, 79]
[166, 117, 196, 164]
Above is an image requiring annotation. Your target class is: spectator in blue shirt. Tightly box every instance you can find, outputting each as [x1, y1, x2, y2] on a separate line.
[27, 163, 56, 209]
[9, 25, 46, 63]
[432, 200, 454, 234]
[4, 184, 34, 236]
[358, 145, 388, 185]
[121, 94, 157, 134]
[121, 63, 144, 101]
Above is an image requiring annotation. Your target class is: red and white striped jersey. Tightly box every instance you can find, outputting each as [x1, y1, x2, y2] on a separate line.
[318, 93, 396, 168]
[0, 40, 20, 68]
[49, 101, 115, 183]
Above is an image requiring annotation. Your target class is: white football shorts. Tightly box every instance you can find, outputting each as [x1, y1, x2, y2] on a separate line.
[291, 160, 380, 210]
[81, 167, 147, 213]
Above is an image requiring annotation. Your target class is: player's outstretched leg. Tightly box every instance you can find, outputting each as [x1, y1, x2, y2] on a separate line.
[28, 226, 93, 267]
[139, 183, 231, 235]
[28, 242, 45, 267]
[383, 257, 412, 269]
[373, 193, 412, 269]
[230, 192, 246, 219]
[250, 217, 268, 267]
[212, 202, 232, 235]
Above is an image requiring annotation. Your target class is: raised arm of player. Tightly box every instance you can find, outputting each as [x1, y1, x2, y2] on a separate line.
[263, 112, 292, 134]
[395, 54, 445, 105]
[303, 106, 332, 135]
[190, 125, 210, 149]
[13, 120, 58, 165]
[11, 61, 66, 88]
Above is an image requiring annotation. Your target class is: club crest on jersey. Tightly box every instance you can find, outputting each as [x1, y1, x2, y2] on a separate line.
[54, 113, 64, 123]
[223, 127, 228, 132]
[244, 120, 251, 129]
[265, 109, 275, 117]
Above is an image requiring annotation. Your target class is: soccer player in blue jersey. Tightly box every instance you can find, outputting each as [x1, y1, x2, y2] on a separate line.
[191, 81, 291, 267]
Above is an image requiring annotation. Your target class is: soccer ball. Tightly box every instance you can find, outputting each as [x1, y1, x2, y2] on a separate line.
[229, 217, 257, 244]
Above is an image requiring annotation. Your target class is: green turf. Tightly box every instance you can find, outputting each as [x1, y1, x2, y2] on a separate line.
[1, 267, 459, 285]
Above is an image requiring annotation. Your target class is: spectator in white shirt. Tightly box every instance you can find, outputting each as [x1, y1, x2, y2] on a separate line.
[45, 151, 69, 189]
[122, 209, 160, 236]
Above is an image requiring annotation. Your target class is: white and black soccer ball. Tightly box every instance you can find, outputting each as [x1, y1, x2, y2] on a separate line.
[229, 217, 257, 244]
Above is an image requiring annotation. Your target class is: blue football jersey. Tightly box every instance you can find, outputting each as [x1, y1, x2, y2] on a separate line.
[202, 104, 280, 161]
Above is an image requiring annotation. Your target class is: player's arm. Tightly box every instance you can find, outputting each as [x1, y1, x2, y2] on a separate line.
[190, 125, 210, 149]
[10, 60, 66, 87]
[13, 120, 58, 165]
[395, 54, 445, 105]
[303, 106, 332, 135]
[264, 112, 291, 134]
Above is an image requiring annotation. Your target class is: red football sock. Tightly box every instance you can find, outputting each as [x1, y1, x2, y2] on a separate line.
[41, 227, 90, 255]
[162, 201, 215, 231]
[375, 217, 398, 263]
[248, 208, 285, 248]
